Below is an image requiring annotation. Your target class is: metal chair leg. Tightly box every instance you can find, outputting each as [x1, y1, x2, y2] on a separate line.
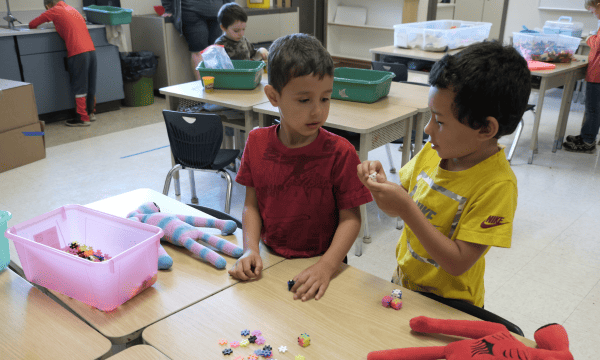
[219, 170, 234, 214]
[507, 119, 524, 163]
[163, 164, 182, 196]
[385, 143, 396, 173]
[189, 169, 198, 204]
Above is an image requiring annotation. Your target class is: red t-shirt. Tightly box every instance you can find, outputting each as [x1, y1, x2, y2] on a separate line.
[236, 125, 373, 258]
[586, 34, 600, 83]
[29, 1, 95, 57]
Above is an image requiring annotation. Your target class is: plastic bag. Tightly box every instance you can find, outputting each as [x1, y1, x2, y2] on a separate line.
[119, 51, 159, 82]
[200, 45, 234, 69]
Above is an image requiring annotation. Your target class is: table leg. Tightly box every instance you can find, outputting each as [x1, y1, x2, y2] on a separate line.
[401, 114, 413, 166]
[167, 95, 180, 184]
[244, 110, 253, 144]
[358, 133, 371, 248]
[553, 73, 577, 152]
[529, 78, 548, 164]
[372, 52, 380, 62]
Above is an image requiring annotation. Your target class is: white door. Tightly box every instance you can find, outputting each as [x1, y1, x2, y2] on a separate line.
[482, 0, 505, 40]
[453, 0, 484, 22]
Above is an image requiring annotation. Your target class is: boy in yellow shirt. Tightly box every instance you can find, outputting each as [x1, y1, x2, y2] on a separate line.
[357, 41, 531, 307]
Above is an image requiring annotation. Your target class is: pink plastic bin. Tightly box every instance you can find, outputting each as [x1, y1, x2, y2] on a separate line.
[5, 205, 164, 311]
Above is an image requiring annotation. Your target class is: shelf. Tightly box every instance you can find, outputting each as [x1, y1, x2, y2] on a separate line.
[329, 53, 372, 62]
[437, 3, 456, 8]
[538, 7, 588, 12]
[327, 22, 394, 31]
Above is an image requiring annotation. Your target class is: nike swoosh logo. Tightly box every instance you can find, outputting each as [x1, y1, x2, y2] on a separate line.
[480, 222, 506, 229]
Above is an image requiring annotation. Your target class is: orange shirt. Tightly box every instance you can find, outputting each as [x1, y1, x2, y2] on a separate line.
[586, 34, 600, 83]
[29, 1, 95, 57]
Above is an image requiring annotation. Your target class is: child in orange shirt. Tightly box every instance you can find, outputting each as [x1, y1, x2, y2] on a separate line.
[30, 0, 97, 127]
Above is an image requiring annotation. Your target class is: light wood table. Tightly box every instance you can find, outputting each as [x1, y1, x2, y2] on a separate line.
[106, 345, 169, 360]
[529, 55, 588, 163]
[0, 268, 112, 360]
[143, 257, 535, 359]
[31, 189, 284, 346]
[370, 45, 461, 63]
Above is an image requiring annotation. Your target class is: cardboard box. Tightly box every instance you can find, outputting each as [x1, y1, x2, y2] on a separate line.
[276, 0, 283, 7]
[0, 121, 46, 173]
[0, 79, 40, 133]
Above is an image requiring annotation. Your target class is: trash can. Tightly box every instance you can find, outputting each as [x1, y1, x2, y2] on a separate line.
[0, 210, 12, 271]
[120, 51, 158, 107]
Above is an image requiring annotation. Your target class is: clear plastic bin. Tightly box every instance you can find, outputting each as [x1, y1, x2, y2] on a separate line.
[543, 17, 583, 38]
[513, 32, 581, 63]
[6, 205, 163, 311]
[394, 20, 492, 52]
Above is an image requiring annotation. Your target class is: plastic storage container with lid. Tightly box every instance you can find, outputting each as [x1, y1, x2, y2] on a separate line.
[543, 17, 583, 38]
[5, 205, 164, 311]
[394, 20, 492, 52]
[513, 32, 581, 63]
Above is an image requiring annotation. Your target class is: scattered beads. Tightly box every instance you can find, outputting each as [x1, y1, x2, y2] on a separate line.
[391, 298, 403, 310]
[278, 345, 287, 353]
[233, 357, 244, 360]
[241, 329, 250, 336]
[295, 355, 305, 360]
[287, 280, 295, 291]
[248, 355, 258, 360]
[251, 330, 262, 337]
[298, 333, 310, 347]
[255, 336, 266, 345]
[62, 241, 111, 262]
[219, 338, 228, 345]
[230, 341, 240, 348]
[248, 335, 257, 343]
[222, 348, 233, 355]
[240, 339, 250, 347]
[263, 345, 272, 351]
[382, 295, 393, 307]
[392, 289, 402, 299]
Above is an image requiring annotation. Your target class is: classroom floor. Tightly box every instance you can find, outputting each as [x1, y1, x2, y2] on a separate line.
[2, 85, 599, 359]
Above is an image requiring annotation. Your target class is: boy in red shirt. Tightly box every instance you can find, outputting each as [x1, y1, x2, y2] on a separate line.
[30, 0, 97, 127]
[229, 34, 373, 302]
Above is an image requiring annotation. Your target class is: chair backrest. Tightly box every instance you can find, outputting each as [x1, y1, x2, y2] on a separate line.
[162, 110, 224, 169]
[372, 61, 408, 82]
[186, 203, 242, 228]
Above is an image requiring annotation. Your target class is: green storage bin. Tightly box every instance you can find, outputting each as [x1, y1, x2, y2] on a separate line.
[123, 77, 154, 107]
[332, 68, 395, 103]
[83, 5, 133, 26]
[197, 60, 264, 90]
[0, 210, 11, 271]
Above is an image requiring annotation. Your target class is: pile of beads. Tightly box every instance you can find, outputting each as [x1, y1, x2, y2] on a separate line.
[62, 242, 111, 262]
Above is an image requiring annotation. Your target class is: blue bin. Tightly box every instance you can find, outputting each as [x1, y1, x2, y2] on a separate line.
[0, 210, 11, 271]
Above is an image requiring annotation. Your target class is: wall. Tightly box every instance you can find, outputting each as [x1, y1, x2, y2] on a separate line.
[504, 1, 599, 44]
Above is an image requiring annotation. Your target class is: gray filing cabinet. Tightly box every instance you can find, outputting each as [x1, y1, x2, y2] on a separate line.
[0, 37, 22, 82]
[17, 28, 124, 114]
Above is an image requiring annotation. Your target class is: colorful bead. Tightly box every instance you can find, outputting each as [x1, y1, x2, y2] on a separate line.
[233, 357, 244, 360]
[392, 289, 402, 299]
[230, 341, 240, 348]
[251, 330, 262, 337]
[248, 335, 257, 343]
[278, 345, 287, 353]
[241, 329, 250, 336]
[298, 333, 310, 347]
[391, 298, 403, 310]
[255, 336, 266, 345]
[219, 338, 228, 345]
[382, 295, 393, 307]
[295, 355, 305, 360]
[240, 339, 250, 347]
[263, 345, 272, 351]
[222, 348, 233, 355]
[248, 355, 258, 360]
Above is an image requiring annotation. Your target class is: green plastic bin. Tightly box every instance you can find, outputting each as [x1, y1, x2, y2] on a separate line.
[332, 68, 395, 103]
[197, 60, 264, 90]
[83, 5, 133, 25]
[123, 77, 154, 107]
[0, 210, 11, 271]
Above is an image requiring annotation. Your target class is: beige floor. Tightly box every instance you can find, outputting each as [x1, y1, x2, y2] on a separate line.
[2, 87, 599, 358]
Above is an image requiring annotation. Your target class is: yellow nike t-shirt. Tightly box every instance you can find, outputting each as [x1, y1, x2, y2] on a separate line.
[393, 142, 517, 307]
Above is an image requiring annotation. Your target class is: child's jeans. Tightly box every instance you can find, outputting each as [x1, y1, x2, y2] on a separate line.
[581, 81, 600, 144]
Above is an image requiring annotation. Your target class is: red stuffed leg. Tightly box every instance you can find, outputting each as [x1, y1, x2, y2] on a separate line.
[368, 346, 446, 360]
[410, 316, 508, 340]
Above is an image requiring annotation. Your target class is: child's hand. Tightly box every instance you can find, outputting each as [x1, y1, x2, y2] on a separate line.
[357, 160, 387, 186]
[290, 260, 337, 301]
[228, 249, 263, 280]
[258, 48, 269, 61]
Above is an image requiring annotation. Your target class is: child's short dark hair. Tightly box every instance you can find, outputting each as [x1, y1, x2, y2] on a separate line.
[44, 0, 59, 6]
[267, 33, 334, 93]
[428, 41, 531, 138]
[218, 3, 248, 29]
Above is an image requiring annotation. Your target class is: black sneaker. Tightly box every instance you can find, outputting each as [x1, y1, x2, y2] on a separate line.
[66, 119, 91, 127]
[563, 140, 596, 153]
[565, 135, 582, 145]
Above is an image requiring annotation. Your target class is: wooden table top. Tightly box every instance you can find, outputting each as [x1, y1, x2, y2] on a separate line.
[387, 81, 430, 111]
[47, 189, 285, 343]
[143, 257, 536, 359]
[0, 268, 112, 360]
[107, 345, 169, 360]
[159, 78, 269, 111]
[529, 54, 588, 77]
[370, 45, 462, 61]
[253, 97, 417, 134]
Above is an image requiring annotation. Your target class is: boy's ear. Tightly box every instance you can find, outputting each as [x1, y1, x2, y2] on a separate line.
[264, 84, 280, 107]
[220, 24, 226, 32]
[478, 116, 499, 140]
